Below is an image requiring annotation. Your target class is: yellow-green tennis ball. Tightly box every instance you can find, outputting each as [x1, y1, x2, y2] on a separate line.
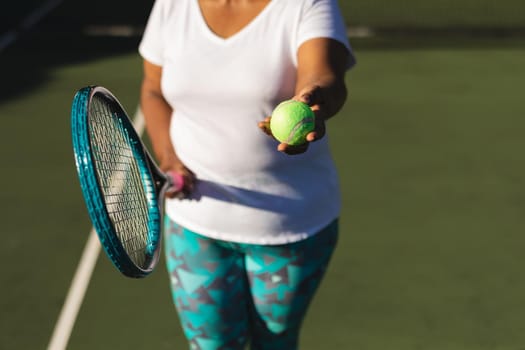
[270, 100, 315, 145]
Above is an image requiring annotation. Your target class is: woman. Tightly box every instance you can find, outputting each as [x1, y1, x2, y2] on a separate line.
[139, 0, 355, 348]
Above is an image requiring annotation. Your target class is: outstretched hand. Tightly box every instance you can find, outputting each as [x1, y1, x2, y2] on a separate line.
[258, 85, 326, 155]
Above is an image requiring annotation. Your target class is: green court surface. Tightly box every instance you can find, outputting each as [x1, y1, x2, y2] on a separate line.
[339, 0, 525, 29]
[1, 5, 525, 350]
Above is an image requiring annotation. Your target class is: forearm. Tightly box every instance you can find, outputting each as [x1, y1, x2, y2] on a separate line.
[295, 73, 347, 121]
[140, 82, 175, 167]
[295, 38, 350, 122]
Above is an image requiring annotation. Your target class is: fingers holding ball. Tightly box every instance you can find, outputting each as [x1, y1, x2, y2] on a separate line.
[269, 100, 315, 146]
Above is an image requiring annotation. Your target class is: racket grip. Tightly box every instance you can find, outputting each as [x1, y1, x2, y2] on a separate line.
[166, 171, 185, 193]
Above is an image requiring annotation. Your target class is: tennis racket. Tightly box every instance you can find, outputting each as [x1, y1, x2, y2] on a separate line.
[71, 85, 184, 278]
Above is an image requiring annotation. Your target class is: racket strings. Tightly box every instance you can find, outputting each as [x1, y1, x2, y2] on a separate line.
[89, 96, 152, 268]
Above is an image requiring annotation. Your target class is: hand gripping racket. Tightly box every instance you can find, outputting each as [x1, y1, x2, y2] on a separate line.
[71, 85, 184, 278]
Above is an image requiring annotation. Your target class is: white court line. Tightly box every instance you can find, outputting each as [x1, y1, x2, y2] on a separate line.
[47, 109, 145, 350]
[0, 0, 64, 52]
[47, 229, 100, 350]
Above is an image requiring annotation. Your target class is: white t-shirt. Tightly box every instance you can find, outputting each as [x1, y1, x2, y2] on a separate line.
[139, 0, 354, 244]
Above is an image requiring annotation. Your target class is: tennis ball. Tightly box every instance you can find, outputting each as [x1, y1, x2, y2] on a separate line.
[270, 100, 315, 145]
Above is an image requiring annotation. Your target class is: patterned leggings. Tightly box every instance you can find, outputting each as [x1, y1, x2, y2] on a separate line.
[164, 218, 339, 350]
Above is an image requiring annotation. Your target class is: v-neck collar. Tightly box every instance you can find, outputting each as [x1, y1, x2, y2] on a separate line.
[194, 0, 276, 44]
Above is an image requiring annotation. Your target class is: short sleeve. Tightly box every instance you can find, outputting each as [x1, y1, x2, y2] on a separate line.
[297, 0, 356, 69]
[138, 0, 168, 66]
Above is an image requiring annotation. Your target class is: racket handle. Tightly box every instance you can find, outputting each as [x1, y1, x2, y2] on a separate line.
[166, 171, 185, 193]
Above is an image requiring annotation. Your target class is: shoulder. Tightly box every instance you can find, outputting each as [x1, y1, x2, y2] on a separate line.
[276, 0, 345, 21]
[271, 0, 337, 18]
[284, 0, 342, 10]
[150, 0, 184, 18]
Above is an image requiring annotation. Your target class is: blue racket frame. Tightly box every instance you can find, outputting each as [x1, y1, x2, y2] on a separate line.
[71, 86, 165, 278]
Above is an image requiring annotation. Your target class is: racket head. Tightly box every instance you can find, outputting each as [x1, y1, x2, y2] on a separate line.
[71, 85, 166, 278]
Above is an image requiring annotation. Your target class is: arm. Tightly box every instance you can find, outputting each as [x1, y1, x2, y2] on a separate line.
[140, 59, 195, 195]
[259, 37, 351, 154]
[296, 38, 350, 124]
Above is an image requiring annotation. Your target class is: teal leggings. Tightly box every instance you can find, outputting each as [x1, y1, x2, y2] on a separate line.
[164, 218, 338, 350]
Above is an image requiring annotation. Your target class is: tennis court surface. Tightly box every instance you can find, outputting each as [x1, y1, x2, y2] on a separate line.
[1, 1, 524, 349]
